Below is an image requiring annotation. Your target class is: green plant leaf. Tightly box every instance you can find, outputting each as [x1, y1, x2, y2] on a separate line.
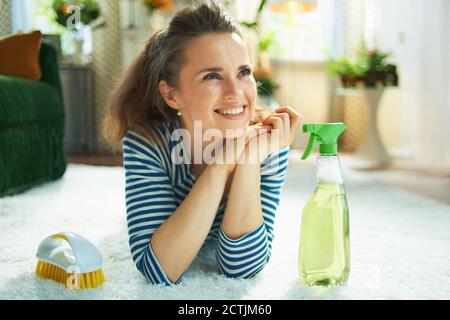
[257, 0, 267, 15]
[240, 21, 258, 29]
[258, 31, 276, 51]
[257, 78, 279, 96]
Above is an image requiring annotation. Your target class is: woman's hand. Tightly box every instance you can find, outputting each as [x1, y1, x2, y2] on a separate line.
[242, 106, 302, 164]
[210, 106, 301, 173]
[218, 124, 272, 175]
[262, 106, 302, 147]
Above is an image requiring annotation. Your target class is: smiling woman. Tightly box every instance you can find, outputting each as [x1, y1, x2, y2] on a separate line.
[159, 31, 257, 136]
[102, 0, 301, 285]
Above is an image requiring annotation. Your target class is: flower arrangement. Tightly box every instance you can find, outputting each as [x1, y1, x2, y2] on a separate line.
[52, 0, 102, 30]
[326, 43, 399, 88]
[142, 0, 174, 13]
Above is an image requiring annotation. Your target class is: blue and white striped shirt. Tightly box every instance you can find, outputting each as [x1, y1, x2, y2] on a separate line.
[122, 119, 289, 285]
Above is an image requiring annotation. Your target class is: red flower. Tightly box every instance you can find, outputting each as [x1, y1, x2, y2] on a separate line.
[60, 4, 71, 13]
[143, 0, 174, 10]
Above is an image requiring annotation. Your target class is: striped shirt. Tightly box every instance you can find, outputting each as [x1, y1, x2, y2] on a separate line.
[122, 119, 289, 286]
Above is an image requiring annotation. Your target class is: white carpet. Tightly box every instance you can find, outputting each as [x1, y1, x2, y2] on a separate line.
[0, 153, 449, 300]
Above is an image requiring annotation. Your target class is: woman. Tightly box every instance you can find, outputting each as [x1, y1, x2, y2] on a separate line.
[102, 0, 301, 286]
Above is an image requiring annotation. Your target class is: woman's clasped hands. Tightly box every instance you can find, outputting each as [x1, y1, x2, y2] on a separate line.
[218, 106, 302, 174]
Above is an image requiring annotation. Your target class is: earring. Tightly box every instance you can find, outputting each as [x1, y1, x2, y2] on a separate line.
[177, 111, 182, 116]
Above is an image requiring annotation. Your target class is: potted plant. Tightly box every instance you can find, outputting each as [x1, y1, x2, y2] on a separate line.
[326, 43, 399, 88]
[142, 0, 174, 32]
[52, 0, 104, 65]
[53, 0, 102, 29]
[328, 43, 399, 163]
[326, 56, 365, 88]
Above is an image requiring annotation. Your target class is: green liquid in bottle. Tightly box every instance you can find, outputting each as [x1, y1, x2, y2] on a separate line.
[298, 183, 350, 286]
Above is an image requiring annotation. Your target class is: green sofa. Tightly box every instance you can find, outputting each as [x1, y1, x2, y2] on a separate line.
[0, 41, 66, 197]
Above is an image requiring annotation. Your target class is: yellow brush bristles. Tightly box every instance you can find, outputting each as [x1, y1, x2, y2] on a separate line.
[35, 260, 105, 289]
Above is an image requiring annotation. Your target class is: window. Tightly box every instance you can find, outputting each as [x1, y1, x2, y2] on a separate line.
[234, 0, 342, 62]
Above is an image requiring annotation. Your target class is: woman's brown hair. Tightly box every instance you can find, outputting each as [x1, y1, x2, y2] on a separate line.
[102, 0, 271, 154]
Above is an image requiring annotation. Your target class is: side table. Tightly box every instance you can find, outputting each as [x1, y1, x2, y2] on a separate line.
[60, 63, 95, 153]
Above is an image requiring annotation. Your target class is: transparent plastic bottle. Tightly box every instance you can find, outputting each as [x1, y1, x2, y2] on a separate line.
[298, 155, 350, 286]
[298, 123, 350, 286]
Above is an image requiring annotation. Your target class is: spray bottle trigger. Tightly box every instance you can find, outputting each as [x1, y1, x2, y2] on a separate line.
[301, 134, 318, 160]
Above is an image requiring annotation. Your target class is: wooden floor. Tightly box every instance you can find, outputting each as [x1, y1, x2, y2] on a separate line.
[66, 153, 123, 167]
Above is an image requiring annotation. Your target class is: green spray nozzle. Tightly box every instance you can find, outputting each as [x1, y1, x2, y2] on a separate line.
[301, 123, 346, 160]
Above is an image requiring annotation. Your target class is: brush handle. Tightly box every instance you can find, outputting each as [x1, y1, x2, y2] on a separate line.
[36, 232, 103, 273]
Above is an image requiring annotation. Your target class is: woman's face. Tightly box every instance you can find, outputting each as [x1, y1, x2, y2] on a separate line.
[162, 32, 257, 137]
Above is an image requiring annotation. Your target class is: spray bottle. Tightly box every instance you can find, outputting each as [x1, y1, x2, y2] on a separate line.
[298, 123, 350, 286]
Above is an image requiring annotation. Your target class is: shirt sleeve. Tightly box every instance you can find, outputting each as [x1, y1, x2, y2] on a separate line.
[123, 131, 181, 286]
[216, 146, 290, 279]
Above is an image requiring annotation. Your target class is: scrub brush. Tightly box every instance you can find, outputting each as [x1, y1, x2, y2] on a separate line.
[35, 232, 105, 289]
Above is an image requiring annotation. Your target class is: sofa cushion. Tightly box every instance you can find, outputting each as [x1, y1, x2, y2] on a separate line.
[0, 31, 42, 81]
[0, 75, 63, 128]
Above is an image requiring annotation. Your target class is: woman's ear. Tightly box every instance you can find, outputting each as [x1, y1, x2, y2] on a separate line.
[159, 80, 181, 111]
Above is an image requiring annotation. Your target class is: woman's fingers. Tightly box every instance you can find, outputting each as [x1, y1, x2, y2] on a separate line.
[279, 112, 290, 137]
[275, 105, 300, 118]
[275, 106, 302, 145]
[239, 107, 301, 162]
[262, 113, 290, 145]
[245, 124, 271, 144]
[250, 123, 273, 133]
[275, 106, 302, 129]
[262, 115, 284, 131]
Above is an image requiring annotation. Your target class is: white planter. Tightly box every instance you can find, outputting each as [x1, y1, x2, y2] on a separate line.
[73, 38, 85, 65]
[148, 10, 170, 33]
[336, 88, 392, 169]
